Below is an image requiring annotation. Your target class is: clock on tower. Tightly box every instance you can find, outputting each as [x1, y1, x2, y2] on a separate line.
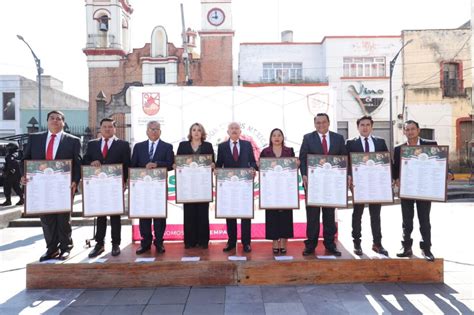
[199, 0, 234, 86]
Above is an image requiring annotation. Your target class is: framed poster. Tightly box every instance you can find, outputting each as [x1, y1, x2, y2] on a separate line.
[259, 157, 299, 209]
[175, 154, 213, 203]
[350, 152, 394, 204]
[215, 168, 254, 219]
[306, 154, 348, 208]
[128, 167, 168, 218]
[399, 145, 448, 202]
[24, 160, 72, 215]
[82, 164, 125, 217]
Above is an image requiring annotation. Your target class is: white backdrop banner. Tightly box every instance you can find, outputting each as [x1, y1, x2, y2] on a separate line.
[129, 86, 337, 241]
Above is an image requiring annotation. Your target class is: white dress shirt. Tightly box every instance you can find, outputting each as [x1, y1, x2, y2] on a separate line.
[101, 135, 118, 151]
[148, 139, 159, 158]
[46, 131, 63, 159]
[317, 132, 330, 150]
[229, 139, 240, 155]
[359, 135, 375, 152]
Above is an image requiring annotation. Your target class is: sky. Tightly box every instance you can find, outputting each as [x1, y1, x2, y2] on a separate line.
[0, 0, 470, 101]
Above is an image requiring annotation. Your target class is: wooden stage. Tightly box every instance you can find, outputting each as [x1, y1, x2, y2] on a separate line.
[26, 241, 443, 289]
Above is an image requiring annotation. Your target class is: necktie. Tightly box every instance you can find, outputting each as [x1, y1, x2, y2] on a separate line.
[232, 141, 239, 161]
[364, 137, 370, 153]
[322, 134, 328, 155]
[149, 142, 155, 160]
[102, 139, 109, 159]
[46, 134, 56, 160]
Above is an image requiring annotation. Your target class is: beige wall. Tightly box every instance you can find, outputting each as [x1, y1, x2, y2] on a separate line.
[402, 28, 472, 167]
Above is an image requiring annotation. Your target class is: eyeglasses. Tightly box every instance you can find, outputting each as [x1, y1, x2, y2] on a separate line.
[148, 128, 160, 132]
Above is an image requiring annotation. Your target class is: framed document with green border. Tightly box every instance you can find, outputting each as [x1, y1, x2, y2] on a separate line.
[350, 152, 393, 204]
[82, 164, 125, 217]
[259, 157, 299, 209]
[399, 145, 448, 202]
[306, 154, 348, 208]
[128, 167, 168, 218]
[24, 160, 72, 215]
[175, 154, 213, 203]
[215, 168, 254, 219]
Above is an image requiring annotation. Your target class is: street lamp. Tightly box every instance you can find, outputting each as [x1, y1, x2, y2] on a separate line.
[17, 35, 43, 130]
[389, 38, 413, 154]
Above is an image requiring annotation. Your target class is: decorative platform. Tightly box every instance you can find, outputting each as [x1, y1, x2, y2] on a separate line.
[26, 241, 443, 289]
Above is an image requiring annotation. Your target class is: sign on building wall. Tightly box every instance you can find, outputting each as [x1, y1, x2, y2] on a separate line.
[2, 92, 15, 120]
[129, 86, 336, 241]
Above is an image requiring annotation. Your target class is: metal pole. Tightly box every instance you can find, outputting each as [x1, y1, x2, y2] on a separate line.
[17, 35, 43, 130]
[38, 59, 42, 131]
[388, 39, 413, 155]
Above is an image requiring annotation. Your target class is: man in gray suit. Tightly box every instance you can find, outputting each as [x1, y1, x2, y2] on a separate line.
[299, 113, 347, 256]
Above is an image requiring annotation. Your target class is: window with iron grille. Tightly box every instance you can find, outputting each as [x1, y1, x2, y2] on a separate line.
[442, 62, 463, 97]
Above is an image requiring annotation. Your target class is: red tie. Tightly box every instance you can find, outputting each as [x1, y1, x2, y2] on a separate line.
[46, 134, 56, 160]
[322, 134, 328, 155]
[102, 139, 109, 159]
[232, 141, 238, 162]
[364, 137, 370, 153]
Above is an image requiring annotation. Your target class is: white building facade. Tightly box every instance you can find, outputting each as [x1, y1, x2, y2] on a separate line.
[0, 75, 89, 137]
[239, 34, 404, 145]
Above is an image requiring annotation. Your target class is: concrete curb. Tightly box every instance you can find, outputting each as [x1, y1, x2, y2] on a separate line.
[0, 206, 22, 229]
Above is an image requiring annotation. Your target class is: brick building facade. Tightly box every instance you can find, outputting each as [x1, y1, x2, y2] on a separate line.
[83, 0, 234, 134]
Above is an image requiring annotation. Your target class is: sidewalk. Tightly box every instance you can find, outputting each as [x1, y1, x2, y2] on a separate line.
[0, 202, 472, 314]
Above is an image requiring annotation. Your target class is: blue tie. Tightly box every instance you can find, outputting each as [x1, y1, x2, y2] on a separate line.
[149, 142, 155, 160]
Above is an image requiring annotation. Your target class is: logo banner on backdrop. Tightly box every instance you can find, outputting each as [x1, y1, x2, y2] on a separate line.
[130, 86, 337, 242]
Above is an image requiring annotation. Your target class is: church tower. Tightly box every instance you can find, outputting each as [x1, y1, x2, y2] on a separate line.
[198, 0, 234, 86]
[83, 0, 133, 129]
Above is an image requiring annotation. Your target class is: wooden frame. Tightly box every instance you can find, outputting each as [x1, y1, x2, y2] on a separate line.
[24, 159, 73, 215]
[175, 154, 213, 203]
[306, 154, 348, 208]
[128, 167, 168, 219]
[399, 145, 449, 202]
[350, 152, 394, 204]
[81, 164, 125, 217]
[258, 157, 299, 210]
[215, 168, 255, 219]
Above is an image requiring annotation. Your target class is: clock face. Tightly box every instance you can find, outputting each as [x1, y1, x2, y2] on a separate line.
[207, 8, 225, 26]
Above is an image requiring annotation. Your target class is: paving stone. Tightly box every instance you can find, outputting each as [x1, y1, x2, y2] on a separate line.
[109, 288, 154, 305]
[101, 305, 146, 315]
[187, 287, 225, 305]
[224, 302, 265, 315]
[261, 286, 300, 303]
[142, 304, 185, 315]
[264, 302, 307, 315]
[225, 286, 262, 304]
[184, 303, 225, 315]
[70, 289, 118, 306]
[149, 287, 190, 305]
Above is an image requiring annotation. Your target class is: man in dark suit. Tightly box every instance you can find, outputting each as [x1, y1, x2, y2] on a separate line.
[299, 113, 347, 257]
[132, 121, 174, 255]
[346, 115, 389, 257]
[393, 120, 442, 262]
[84, 118, 131, 258]
[21, 110, 82, 261]
[216, 122, 257, 253]
[1, 143, 24, 206]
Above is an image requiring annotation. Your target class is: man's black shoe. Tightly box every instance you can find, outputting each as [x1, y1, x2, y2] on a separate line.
[58, 250, 71, 261]
[223, 244, 236, 252]
[111, 244, 121, 256]
[135, 246, 150, 255]
[422, 249, 435, 262]
[243, 245, 252, 253]
[155, 244, 166, 253]
[302, 247, 315, 256]
[39, 249, 60, 262]
[1, 201, 12, 206]
[396, 247, 413, 258]
[88, 245, 105, 258]
[16, 200, 24, 206]
[325, 246, 342, 257]
[372, 244, 389, 256]
[353, 245, 363, 256]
